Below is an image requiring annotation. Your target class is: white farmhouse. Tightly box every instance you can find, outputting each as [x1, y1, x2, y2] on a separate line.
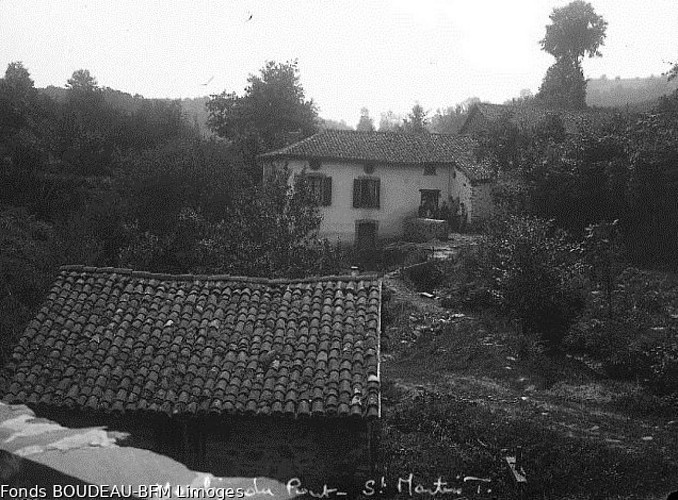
[260, 130, 494, 247]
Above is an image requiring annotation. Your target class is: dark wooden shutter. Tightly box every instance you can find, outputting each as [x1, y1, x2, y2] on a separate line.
[374, 178, 381, 208]
[353, 179, 361, 208]
[323, 176, 332, 206]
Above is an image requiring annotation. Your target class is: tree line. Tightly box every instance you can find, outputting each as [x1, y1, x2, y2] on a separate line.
[0, 60, 335, 368]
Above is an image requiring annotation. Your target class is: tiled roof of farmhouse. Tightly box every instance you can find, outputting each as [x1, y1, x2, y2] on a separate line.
[459, 102, 608, 135]
[260, 130, 494, 182]
[2, 266, 382, 419]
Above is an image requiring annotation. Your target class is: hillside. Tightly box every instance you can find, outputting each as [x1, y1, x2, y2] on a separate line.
[40, 86, 212, 137]
[586, 75, 678, 109]
[379, 254, 678, 499]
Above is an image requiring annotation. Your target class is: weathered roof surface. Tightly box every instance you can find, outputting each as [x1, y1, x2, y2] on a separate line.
[460, 102, 609, 135]
[260, 130, 494, 182]
[3, 266, 382, 419]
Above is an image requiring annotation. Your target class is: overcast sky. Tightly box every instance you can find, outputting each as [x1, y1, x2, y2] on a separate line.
[1, 0, 676, 126]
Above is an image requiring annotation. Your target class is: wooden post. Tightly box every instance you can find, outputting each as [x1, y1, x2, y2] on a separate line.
[502, 447, 527, 500]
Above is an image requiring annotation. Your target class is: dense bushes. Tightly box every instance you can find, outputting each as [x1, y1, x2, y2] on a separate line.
[0, 208, 59, 362]
[475, 95, 678, 266]
[442, 214, 678, 393]
[479, 215, 586, 346]
[567, 267, 678, 393]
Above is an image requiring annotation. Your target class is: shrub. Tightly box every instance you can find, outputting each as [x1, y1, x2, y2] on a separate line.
[0, 207, 58, 368]
[567, 267, 678, 393]
[480, 215, 586, 347]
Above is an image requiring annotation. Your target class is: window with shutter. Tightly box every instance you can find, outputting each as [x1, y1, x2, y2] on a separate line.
[353, 178, 380, 209]
[306, 174, 332, 206]
[322, 176, 332, 206]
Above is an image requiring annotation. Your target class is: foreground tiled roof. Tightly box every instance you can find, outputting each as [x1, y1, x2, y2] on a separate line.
[2, 266, 382, 419]
[460, 102, 609, 134]
[260, 130, 494, 182]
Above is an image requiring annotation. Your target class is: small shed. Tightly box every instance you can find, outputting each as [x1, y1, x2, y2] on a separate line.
[2, 266, 382, 488]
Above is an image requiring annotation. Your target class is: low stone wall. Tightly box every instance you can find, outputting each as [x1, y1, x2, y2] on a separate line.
[404, 218, 449, 242]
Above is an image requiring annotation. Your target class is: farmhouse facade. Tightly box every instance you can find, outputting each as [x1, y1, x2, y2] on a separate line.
[2, 265, 382, 486]
[260, 130, 494, 246]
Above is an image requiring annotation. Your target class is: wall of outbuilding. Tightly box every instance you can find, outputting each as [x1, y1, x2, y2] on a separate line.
[37, 408, 372, 490]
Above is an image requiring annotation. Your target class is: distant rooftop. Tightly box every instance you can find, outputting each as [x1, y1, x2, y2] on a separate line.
[459, 102, 611, 135]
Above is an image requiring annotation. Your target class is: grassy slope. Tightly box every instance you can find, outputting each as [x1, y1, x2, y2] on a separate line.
[377, 273, 678, 500]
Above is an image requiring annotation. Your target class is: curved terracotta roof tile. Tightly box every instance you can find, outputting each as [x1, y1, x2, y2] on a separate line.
[2, 266, 382, 420]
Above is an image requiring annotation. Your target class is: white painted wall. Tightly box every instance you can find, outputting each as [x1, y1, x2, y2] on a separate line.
[286, 159, 455, 244]
[263, 158, 493, 243]
[448, 168, 472, 218]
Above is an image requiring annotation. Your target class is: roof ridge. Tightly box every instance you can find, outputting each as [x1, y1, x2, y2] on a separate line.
[320, 129, 466, 139]
[58, 265, 380, 284]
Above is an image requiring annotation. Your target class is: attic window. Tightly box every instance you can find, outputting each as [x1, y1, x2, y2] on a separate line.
[364, 163, 375, 175]
[309, 158, 321, 171]
[423, 164, 437, 176]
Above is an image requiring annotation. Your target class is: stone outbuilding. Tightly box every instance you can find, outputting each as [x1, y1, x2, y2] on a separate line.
[2, 265, 382, 489]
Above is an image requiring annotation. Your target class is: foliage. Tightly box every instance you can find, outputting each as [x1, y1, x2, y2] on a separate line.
[537, 1, 607, 110]
[192, 169, 337, 278]
[320, 118, 353, 131]
[66, 69, 98, 91]
[118, 163, 338, 279]
[567, 268, 678, 393]
[356, 107, 375, 131]
[668, 61, 678, 82]
[473, 111, 522, 171]
[401, 103, 429, 134]
[474, 103, 678, 264]
[540, 0, 607, 65]
[428, 97, 479, 134]
[116, 138, 242, 236]
[537, 59, 587, 110]
[206, 60, 319, 178]
[378, 110, 404, 132]
[0, 207, 58, 365]
[480, 215, 586, 346]
[0, 62, 52, 177]
[581, 220, 626, 318]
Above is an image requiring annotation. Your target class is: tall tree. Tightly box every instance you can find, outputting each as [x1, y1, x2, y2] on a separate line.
[378, 110, 403, 132]
[66, 69, 99, 92]
[206, 60, 318, 179]
[0, 62, 37, 135]
[402, 103, 429, 134]
[540, 1, 607, 67]
[58, 69, 118, 174]
[0, 62, 51, 177]
[356, 107, 375, 131]
[538, 59, 587, 110]
[429, 98, 479, 134]
[537, 1, 607, 109]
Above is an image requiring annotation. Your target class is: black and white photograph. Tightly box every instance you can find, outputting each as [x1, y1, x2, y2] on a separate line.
[1, 1, 677, 498]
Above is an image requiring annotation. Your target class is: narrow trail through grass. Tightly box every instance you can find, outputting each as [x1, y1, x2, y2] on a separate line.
[378, 272, 678, 500]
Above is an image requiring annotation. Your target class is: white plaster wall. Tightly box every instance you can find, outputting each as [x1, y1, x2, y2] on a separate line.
[287, 159, 453, 244]
[448, 168, 473, 218]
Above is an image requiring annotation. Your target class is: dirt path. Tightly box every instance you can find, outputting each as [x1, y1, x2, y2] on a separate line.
[381, 272, 678, 457]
